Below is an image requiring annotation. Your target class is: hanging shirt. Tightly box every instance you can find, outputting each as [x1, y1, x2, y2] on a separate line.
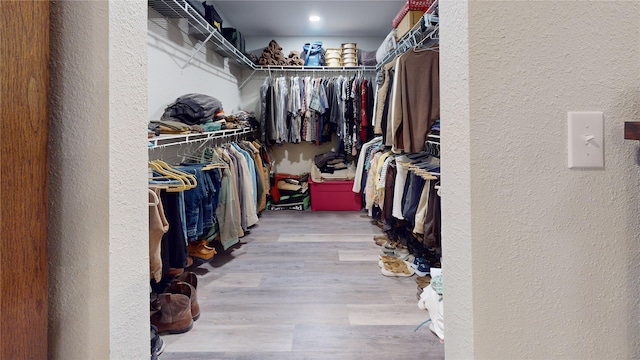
[392, 49, 440, 153]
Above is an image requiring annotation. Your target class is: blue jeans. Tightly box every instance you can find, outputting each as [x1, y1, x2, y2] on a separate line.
[179, 165, 207, 241]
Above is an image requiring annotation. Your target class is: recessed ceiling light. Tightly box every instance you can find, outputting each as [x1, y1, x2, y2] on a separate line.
[309, 15, 321, 22]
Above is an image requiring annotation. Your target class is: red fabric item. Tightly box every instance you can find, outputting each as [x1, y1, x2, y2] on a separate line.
[270, 173, 300, 203]
[360, 80, 368, 142]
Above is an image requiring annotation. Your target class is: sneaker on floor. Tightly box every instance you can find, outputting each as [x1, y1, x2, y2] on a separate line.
[150, 324, 165, 360]
[379, 241, 410, 260]
[410, 256, 425, 269]
[414, 259, 431, 277]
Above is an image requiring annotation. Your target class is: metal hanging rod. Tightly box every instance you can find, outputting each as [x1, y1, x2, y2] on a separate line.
[253, 65, 376, 72]
[238, 65, 376, 89]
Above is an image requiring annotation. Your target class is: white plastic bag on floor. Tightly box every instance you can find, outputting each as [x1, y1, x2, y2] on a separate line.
[418, 283, 444, 341]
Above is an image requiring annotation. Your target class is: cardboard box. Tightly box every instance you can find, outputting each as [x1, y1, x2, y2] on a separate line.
[309, 179, 362, 211]
[396, 10, 424, 40]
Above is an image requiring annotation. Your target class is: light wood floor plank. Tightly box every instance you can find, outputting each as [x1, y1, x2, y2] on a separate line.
[161, 210, 444, 358]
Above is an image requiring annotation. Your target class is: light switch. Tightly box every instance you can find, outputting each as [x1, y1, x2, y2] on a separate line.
[567, 111, 604, 168]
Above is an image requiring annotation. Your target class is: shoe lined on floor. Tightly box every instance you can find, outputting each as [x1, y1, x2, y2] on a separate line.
[150, 324, 165, 360]
[167, 267, 184, 277]
[151, 293, 194, 335]
[165, 281, 200, 321]
[188, 240, 216, 260]
[416, 274, 432, 288]
[380, 258, 415, 277]
[411, 257, 431, 277]
[410, 256, 424, 269]
[175, 271, 198, 290]
[373, 234, 389, 246]
[414, 260, 431, 277]
[379, 241, 410, 260]
[378, 255, 401, 268]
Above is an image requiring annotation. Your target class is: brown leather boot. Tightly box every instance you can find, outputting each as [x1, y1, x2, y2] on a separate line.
[175, 271, 198, 290]
[166, 281, 200, 321]
[151, 293, 193, 335]
[187, 240, 216, 260]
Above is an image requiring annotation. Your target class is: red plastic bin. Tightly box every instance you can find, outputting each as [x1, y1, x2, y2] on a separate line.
[309, 179, 362, 211]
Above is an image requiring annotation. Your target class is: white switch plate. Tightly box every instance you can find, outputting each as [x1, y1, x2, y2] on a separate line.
[567, 111, 604, 168]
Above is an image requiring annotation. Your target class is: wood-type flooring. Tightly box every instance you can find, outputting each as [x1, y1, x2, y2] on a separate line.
[161, 210, 444, 359]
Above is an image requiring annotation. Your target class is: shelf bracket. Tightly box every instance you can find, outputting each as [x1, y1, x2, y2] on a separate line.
[238, 69, 257, 90]
[181, 31, 215, 69]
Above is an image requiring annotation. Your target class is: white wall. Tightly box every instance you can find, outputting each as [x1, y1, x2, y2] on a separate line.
[147, 8, 244, 119]
[49, 1, 149, 359]
[442, 1, 640, 358]
[439, 1, 473, 359]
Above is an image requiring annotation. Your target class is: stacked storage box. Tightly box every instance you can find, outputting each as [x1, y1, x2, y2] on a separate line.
[341, 43, 358, 67]
[392, 0, 435, 40]
[325, 48, 342, 67]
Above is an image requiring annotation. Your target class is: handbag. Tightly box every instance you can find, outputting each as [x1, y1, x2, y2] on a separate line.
[302, 41, 325, 66]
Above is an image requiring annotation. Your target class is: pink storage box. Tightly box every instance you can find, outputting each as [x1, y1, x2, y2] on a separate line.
[309, 179, 362, 211]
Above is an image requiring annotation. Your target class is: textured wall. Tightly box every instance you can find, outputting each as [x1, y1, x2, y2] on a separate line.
[48, 1, 148, 359]
[147, 7, 244, 119]
[461, 2, 640, 358]
[439, 1, 473, 359]
[108, 1, 149, 359]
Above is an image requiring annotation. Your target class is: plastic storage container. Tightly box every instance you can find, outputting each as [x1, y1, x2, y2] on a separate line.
[309, 179, 362, 211]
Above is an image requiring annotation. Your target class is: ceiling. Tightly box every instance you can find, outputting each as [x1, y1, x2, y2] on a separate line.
[212, 0, 406, 38]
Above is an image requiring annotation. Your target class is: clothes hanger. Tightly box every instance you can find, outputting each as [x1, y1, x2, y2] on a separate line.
[149, 160, 197, 189]
[148, 163, 189, 192]
[148, 188, 160, 206]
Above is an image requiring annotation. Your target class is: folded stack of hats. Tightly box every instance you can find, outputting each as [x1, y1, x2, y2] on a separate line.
[341, 43, 358, 66]
[257, 40, 304, 66]
[325, 48, 342, 67]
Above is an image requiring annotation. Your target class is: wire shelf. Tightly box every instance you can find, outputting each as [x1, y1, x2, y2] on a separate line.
[149, 0, 257, 69]
[376, 1, 440, 72]
[148, 126, 255, 149]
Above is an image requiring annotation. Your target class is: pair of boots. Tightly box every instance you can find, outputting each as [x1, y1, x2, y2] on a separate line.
[151, 272, 200, 335]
